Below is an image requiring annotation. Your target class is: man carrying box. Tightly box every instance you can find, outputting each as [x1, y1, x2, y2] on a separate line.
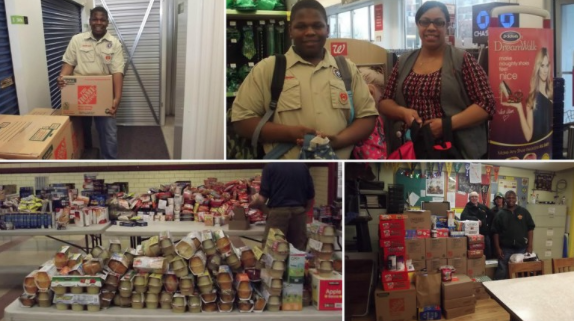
[491, 190, 535, 280]
[57, 6, 124, 159]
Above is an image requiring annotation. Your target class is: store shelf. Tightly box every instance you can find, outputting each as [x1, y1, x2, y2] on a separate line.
[227, 9, 290, 20]
[4, 300, 341, 321]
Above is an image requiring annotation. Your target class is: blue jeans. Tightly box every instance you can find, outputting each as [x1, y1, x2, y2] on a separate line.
[94, 117, 118, 159]
[494, 247, 526, 280]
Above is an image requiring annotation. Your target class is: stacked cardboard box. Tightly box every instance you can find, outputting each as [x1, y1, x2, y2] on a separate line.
[472, 275, 491, 300]
[27, 108, 84, 159]
[446, 237, 467, 275]
[466, 235, 486, 277]
[379, 215, 409, 291]
[441, 274, 476, 319]
[403, 210, 432, 273]
[374, 284, 417, 321]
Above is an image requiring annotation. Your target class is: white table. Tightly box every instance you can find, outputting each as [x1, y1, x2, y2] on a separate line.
[3, 300, 341, 321]
[0, 223, 111, 253]
[104, 222, 266, 248]
[483, 271, 574, 321]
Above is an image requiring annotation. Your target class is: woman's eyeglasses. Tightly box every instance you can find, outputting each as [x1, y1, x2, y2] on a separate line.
[418, 19, 446, 28]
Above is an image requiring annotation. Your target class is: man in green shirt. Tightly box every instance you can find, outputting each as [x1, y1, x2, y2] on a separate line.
[491, 190, 535, 280]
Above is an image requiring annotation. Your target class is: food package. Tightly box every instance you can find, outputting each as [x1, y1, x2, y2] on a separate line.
[133, 257, 168, 274]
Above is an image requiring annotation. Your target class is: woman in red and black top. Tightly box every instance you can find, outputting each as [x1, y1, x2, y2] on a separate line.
[379, 1, 496, 159]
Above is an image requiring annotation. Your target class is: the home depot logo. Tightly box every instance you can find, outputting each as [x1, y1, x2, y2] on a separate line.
[78, 86, 97, 105]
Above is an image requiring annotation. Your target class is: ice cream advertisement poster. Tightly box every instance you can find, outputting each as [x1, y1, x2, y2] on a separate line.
[488, 27, 553, 160]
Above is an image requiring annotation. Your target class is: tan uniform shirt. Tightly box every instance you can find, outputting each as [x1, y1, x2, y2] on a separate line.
[63, 31, 125, 76]
[231, 47, 378, 159]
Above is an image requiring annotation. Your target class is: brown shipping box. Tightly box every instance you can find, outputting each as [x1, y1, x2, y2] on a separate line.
[27, 108, 83, 159]
[374, 284, 417, 321]
[404, 210, 432, 230]
[473, 286, 490, 300]
[425, 238, 447, 259]
[411, 260, 426, 272]
[447, 258, 467, 276]
[443, 304, 476, 319]
[425, 259, 447, 273]
[467, 256, 486, 277]
[61, 75, 113, 116]
[441, 274, 474, 300]
[442, 295, 476, 310]
[446, 237, 467, 258]
[0, 115, 74, 159]
[405, 238, 425, 261]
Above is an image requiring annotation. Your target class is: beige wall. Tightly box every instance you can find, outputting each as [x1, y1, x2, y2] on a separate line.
[0, 163, 330, 207]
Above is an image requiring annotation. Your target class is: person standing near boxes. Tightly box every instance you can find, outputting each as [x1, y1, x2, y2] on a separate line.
[250, 163, 315, 251]
[461, 191, 494, 259]
[57, 6, 124, 160]
[491, 190, 535, 280]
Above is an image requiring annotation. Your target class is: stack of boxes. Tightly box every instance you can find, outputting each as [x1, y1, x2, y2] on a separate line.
[380, 215, 409, 291]
[441, 274, 476, 319]
[308, 222, 342, 311]
[466, 235, 486, 278]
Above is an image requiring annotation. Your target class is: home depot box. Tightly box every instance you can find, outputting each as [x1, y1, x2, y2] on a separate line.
[447, 258, 467, 276]
[467, 256, 486, 277]
[27, 108, 83, 158]
[61, 75, 113, 116]
[425, 259, 447, 273]
[425, 238, 447, 259]
[446, 237, 467, 258]
[374, 284, 417, 321]
[405, 238, 425, 261]
[443, 304, 476, 319]
[404, 210, 432, 230]
[441, 275, 473, 300]
[311, 270, 342, 311]
[0, 115, 74, 159]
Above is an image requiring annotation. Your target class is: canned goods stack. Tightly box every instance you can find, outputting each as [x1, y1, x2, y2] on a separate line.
[379, 214, 408, 291]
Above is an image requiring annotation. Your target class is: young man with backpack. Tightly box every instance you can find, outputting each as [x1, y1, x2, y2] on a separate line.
[231, 0, 378, 159]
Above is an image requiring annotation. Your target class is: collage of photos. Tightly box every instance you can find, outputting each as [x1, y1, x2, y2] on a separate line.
[0, 0, 574, 321]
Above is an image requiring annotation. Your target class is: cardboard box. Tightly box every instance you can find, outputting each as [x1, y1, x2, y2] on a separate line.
[467, 249, 484, 259]
[473, 286, 490, 300]
[405, 238, 425, 261]
[285, 244, 305, 284]
[441, 275, 473, 300]
[229, 207, 250, 230]
[0, 115, 74, 159]
[27, 108, 84, 158]
[425, 238, 447, 259]
[446, 238, 467, 258]
[425, 259, 447, 273]
[374, 284, 417, 321]
[443, 304, 475, 319]
[404, 210, 432, 230]
[467, 256, 486, 277]
[411, 260, 426, 272]
[447, 258, 467, 276]
[311, 270, 342, 311]
[441, 295, 476, 309]
[61, 75, 113, 116]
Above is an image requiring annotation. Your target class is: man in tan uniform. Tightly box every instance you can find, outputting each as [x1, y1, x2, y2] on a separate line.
[231, 0, 378, 159]
[57, 6, 124, 159]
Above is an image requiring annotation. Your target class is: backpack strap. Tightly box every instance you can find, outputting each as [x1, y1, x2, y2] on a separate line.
[334, 55, 354, 124]
[251, 54, 287, 149]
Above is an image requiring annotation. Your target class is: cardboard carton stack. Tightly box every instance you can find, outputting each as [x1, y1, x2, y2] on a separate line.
[27, 108, 84, 159]
[262, 228, 289, 311]
[441, 274, 476, 319]
[472, 275, 491, 300]
[466, 235, 486, 277]
[379, 215, 409, 291]
[446, 237, 467, 276]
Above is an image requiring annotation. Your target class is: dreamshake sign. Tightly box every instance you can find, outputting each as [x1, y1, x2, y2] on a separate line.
[488, 27, 554, 159]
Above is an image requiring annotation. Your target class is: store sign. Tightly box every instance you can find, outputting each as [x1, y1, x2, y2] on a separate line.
[10, 15, 28, 25]
[330, 42, 348, 56]
[374, 4, 383, 31]
[488, 26, 554, 160]
[472, 2, 519, 44]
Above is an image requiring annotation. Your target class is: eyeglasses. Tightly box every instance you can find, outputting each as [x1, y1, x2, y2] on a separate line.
[418, 19, 446, 28]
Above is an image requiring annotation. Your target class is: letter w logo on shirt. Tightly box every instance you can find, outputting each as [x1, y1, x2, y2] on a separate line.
[78, 86, 97, 105]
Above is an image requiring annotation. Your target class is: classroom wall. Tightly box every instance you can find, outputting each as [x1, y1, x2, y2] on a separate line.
[0, 163, 330, 208]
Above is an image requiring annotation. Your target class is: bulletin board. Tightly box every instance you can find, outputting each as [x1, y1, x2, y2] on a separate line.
[394, 167, 529, 209]
[394, 170, 446, 207]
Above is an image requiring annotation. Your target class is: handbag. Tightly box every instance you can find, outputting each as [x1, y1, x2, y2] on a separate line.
[412, 117, 462, 159]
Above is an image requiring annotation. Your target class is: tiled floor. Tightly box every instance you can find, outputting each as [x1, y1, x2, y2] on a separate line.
[0, 233, 262, 320]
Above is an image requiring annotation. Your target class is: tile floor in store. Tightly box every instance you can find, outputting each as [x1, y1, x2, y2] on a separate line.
[0, 234, 262, 320]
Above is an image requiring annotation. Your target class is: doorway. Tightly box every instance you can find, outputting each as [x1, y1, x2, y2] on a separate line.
[556, 0, 574, 123]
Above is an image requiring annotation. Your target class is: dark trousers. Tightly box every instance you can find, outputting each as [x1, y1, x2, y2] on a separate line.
[262, 206, 307, 251]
